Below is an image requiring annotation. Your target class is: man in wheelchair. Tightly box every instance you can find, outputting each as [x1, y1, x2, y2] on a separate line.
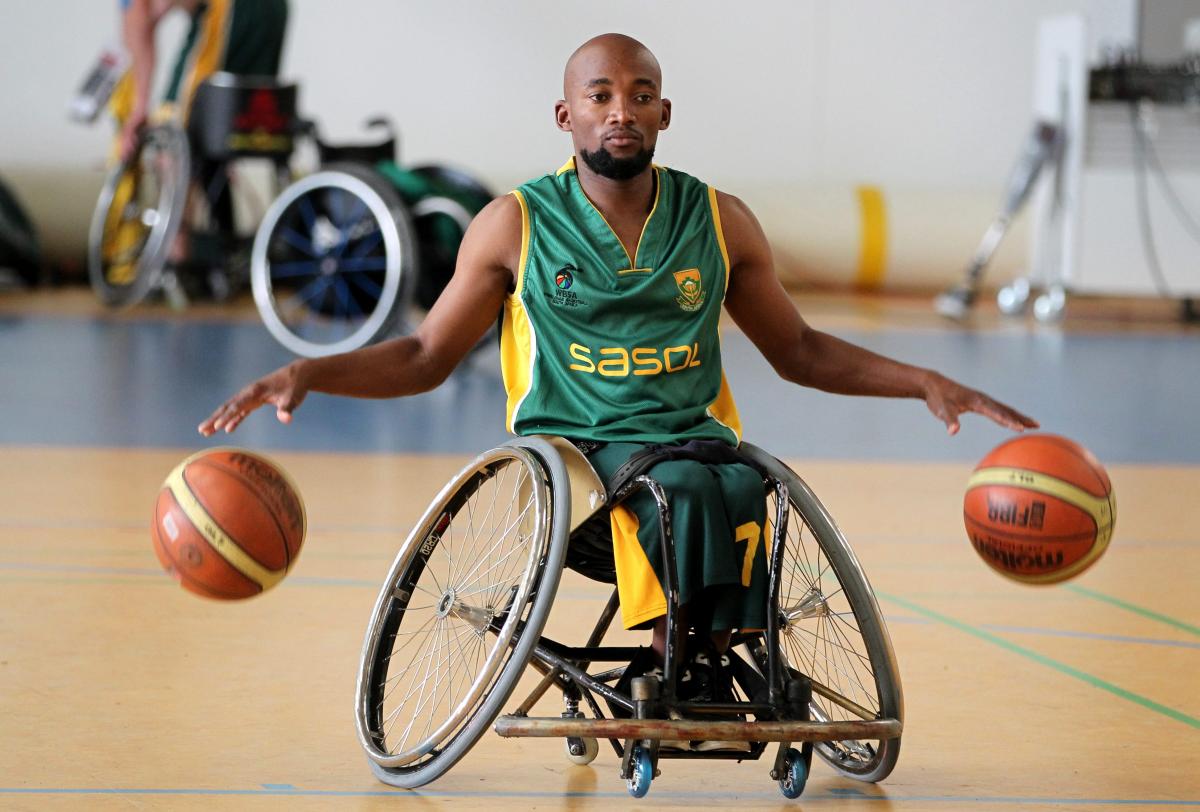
[100, 0, 289, 301]
[201, 33, 1036, 768]
[115, 0, 289, 164]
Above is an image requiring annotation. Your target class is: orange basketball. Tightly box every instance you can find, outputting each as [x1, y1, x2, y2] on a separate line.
[151, 448, 306, 599]
[964, 434, 1115, 584]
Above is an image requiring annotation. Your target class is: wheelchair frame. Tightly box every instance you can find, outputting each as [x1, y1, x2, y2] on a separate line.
[354, 436, 903, 800]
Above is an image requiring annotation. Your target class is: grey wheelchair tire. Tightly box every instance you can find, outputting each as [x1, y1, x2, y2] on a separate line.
[87, 124, 190, 307]
[357, 437, 571, 788]
[251, 162, 417, 358]
[740, 443, 903, 783]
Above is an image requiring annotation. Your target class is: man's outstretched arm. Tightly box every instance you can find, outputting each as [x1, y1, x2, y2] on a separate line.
[718, 191, 1037, 435]
[198, 194, 521, 435]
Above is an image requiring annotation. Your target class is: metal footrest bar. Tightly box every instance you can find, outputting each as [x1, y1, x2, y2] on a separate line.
[495, 715, 902, 743]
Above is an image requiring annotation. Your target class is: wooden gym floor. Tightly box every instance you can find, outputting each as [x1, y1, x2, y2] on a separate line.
[0, 289, 1197, 810]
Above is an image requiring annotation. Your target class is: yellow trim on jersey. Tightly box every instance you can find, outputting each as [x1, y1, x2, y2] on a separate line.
[705, 369, 743, 444]
[501, 190, 535, 433]
[510, 190, 531, 297]
[630, 167, 662, 270]
[179, 0, 232, 119]
[855, 185, 887, 289]
[568, 160, 661, 274]
[164, 462, 287, 590]
[610, 505, 668, 629]
[707, 186, 731, 295]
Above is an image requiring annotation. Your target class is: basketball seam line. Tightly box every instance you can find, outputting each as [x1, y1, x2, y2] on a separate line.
[194, 458, 295, 571]
[166, 465, 287, 590]
[965, 468, 1114, 525]
[154, 492, 258, 598]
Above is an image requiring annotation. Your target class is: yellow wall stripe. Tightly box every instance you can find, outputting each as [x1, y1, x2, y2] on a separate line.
[855, 185, 887, 289]
[165, 463, 287, 590]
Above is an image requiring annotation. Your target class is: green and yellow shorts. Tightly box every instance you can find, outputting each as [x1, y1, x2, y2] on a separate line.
[583, 442, 769, 633]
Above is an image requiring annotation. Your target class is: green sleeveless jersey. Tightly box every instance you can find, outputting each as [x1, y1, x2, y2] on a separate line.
[499, 157, 743, 445]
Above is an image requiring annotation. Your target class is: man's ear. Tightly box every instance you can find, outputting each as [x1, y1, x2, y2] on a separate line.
[555, 100, 572, 132]
[659, 98, 672, 131]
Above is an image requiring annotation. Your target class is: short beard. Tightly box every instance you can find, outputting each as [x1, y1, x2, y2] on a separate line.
[579, 144, 655, 180]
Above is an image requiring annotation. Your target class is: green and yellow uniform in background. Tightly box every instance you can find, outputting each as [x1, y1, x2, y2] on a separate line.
[501, 158, 768, 631]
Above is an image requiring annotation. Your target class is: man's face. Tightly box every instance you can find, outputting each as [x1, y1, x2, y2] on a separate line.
[556, 44, 671, 180]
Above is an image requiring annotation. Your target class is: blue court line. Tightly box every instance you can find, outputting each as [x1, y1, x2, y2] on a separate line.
[879, 591, 1200, 730]
[0, 561, 379, 588]
[4, 561, 1199, 650]
[0, 518, 409, 535]
[0, 787, 1195, 805]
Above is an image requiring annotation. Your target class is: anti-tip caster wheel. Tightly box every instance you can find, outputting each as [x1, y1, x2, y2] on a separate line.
[626, 746, 653, 798]
[565, 736, 599, 766]
[778, 747, 809, 800]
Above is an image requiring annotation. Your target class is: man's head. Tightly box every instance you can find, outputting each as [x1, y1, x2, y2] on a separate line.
[556, 34, 670, 181]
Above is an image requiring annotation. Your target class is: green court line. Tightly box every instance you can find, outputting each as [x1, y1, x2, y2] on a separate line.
[1066, 585, 1200, 638]
[878, 591, 1200, 731]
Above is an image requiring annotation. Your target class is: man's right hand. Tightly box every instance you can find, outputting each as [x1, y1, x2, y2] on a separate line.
[199, 361, 309, 436]
[118, 111, 147, 164]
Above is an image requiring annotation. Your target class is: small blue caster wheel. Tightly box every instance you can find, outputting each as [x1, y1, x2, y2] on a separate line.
[778, 747, 808, 799]
[626, 746, 653, 798]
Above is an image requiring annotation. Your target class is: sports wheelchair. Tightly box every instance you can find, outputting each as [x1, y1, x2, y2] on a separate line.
[88, 73, 298, 309]
[88, 73, 494, 358]
[354, 436, 904, 800]
[250, 118, 493, 358]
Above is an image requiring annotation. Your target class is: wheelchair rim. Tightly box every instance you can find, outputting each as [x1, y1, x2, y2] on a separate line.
[743, 443, 903, 783]
[251, 168, 407, 357]
[355, 445, 552, 768]
[87, 125, 189, 307]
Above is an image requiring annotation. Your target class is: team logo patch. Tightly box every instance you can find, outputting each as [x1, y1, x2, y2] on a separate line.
[547, 263, 587, 308]
[673, 268, 705, 312]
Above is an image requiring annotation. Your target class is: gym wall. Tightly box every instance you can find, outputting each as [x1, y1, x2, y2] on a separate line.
[0, 0, 1139, 288]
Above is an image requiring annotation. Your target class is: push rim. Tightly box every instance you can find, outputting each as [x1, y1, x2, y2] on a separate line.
[356, 445, 552, 769]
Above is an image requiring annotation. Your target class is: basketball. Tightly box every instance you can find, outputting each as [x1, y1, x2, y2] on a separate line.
[964, 434, 1115, 584]
[151, 448, 306, 599]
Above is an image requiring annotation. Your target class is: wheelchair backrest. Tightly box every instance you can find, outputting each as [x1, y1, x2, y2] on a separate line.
[316, 117, 397, 166]
[188, 72, 298, 161]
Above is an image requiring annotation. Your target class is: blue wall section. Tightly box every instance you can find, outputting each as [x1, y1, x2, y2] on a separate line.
[1, 312, 1196, 463]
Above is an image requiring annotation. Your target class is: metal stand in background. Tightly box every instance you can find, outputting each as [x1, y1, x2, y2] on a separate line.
[934, 122, 1061, 320]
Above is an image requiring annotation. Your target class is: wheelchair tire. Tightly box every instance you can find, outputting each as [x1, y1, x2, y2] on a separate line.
[250, 162, 417, 357]
[739, 443, 904, 784]
[356, 436, 571, 788]
[87, 124, 190, 307]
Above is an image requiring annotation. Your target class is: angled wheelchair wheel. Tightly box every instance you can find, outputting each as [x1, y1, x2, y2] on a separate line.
[356, 437, 571, 788]
[250, 162, 417, 357]
[740, 444, 904, 784]
[87, 124, 190, 307]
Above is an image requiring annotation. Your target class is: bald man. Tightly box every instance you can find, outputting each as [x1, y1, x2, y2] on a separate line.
[201, 34, 1035, 745]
